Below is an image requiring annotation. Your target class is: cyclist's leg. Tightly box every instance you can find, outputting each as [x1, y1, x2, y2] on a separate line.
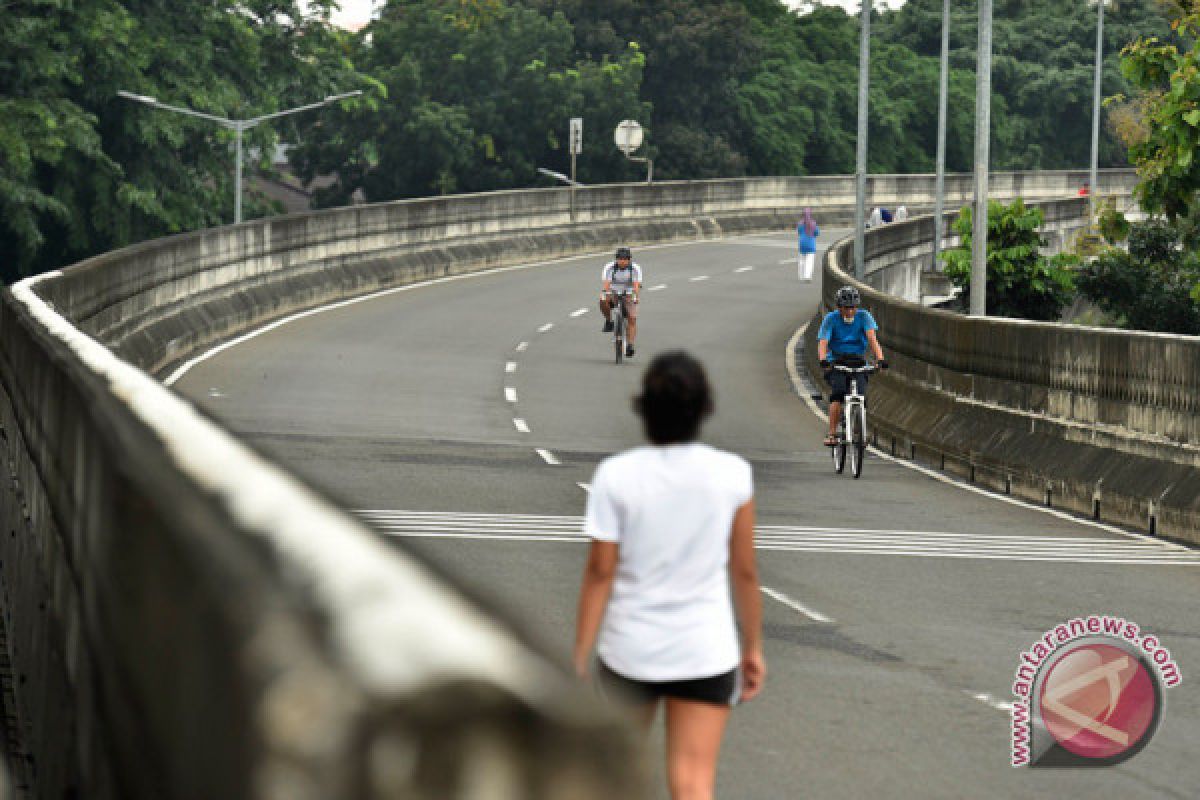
[826, 371, 847, 444]
[625, 295, 638, 344]
[599, 294, 612, 321]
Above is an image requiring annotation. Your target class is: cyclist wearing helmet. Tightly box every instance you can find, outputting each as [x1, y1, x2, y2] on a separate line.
[600, 246, 643, 358]
[817, 286, 888, 447]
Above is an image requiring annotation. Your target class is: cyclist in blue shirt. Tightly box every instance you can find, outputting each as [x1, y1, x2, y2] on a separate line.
[817, 286, 888, 447]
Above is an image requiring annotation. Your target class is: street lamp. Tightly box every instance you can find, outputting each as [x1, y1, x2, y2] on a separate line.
[536, 167, 583, 187]
[117, 89, 363, 223]
[1089, 0, 1109, 210]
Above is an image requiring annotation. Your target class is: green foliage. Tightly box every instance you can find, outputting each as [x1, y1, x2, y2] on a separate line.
[1119, 10, 1200, 221]
[1077, 219, 1200, 333]
[941, 199, 1078, 320]
[292, 0, 649, 202]
[0, 0, 364, 283]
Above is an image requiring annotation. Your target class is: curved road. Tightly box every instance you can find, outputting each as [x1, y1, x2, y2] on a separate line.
[175, 233, 1200, 798]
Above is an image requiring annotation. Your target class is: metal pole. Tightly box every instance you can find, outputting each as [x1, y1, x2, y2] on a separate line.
[854, 0, 872, 280]
[234, 123, 244, 224]
[970, 0, 993, 316]
[933, 0, 951, 272]
[1090, 0, 1105, 208]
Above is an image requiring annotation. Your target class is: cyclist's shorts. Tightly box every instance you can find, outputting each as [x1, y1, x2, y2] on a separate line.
[596, 660, 740, 708]
[607, 293, 638, 320]
[825, 369, 868, 404]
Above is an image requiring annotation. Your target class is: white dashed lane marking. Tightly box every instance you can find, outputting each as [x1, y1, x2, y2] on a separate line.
[538, 323, 554, 333]
[535, 449, 561, 466]
[505, 361, 517, 373]
[689, 275, 710, 282]
[516, 341, 529, 352]
[735, 266, 754, 273]
[761, 586, 833, 623]
[648, 284, 667, 292]
[570, 308, 589, 318]
[504, 388, 517, 403]
[513, 418, 530, 433]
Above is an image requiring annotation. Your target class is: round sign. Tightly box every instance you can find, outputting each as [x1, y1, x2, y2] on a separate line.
[614, 119, 644, 155]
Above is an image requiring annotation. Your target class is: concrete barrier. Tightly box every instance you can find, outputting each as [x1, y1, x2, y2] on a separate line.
[0, 169, 1131, 797]
[807, 191, 1200, 544]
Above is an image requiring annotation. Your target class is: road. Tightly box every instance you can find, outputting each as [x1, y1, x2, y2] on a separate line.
[175, 232, 1200, 798]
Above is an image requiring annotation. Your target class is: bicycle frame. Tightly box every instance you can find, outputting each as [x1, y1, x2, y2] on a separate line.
[608, 290, 633, 364]
[831, 363, 877, 478]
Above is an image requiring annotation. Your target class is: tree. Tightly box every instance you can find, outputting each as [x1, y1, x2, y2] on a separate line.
[1, 0, 363, 284]
[291, 0, 648, 203]
[1119, 10, 1200, 221]
[1076, 218, 1200, 333]
[941, 198, 1077, 320]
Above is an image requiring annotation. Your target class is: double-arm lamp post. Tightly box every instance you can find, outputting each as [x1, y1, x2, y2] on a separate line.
[117, 90, 362, 224]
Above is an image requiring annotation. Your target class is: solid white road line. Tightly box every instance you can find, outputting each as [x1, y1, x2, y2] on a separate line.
[648, 284, 667, 292]
[516, 341, 529, 352]
[570, 308, 589, 317]
[513, 418, 530, 433]
[536, 449, 561, 466]
[761, 587, 834, 623]
[505, 361, 518, 373]
[504, 388, 517, 404]
[538, 323, 554, 333]
[689, 275, 710, 282]
[784, 323, 1193, 549]
[735, 266, 755, 273]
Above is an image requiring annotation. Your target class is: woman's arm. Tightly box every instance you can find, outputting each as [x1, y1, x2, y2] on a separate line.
[729, 498, 765, 701]
[573, 540, 619, 678]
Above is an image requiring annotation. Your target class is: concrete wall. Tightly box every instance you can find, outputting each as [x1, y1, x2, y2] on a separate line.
[808, 191, 1200, 544]
[0, 169, 1132, 798]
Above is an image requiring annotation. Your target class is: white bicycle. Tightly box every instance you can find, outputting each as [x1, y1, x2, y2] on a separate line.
[830, 363, 878, 479]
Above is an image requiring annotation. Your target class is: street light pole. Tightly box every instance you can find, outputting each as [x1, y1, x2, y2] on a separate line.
[933, 0, 951, 272]
[117, 90, 363, 224]
[970, 0, 993, 317]
[854, 0, 872, 280]
[1090, 0, 1106, 209]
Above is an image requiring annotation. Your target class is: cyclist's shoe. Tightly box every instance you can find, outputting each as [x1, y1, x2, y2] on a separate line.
[823, 433, 839, 447]
[603, 319, 614, 333]
[626, 345, 635, 358]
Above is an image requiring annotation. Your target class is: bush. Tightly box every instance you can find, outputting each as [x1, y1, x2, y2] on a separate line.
[940, 199, 1077, 321]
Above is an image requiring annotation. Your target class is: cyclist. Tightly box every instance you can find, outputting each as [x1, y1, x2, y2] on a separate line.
[817, 286, 888, 447]
[600, 246, 643, 358]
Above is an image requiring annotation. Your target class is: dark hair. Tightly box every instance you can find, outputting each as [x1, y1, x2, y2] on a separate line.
[633, 351, 714, 444]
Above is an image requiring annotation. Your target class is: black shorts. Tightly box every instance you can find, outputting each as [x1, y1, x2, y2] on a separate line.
[824, 356, 868, 403]
[596, 660, 741, 707]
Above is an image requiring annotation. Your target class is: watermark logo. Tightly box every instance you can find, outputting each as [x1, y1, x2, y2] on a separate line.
[1011, 616, 1181, 767]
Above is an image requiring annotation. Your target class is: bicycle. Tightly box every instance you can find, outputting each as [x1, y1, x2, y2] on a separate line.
[829, 362, 877, 479]
[607, 290, 634, 364]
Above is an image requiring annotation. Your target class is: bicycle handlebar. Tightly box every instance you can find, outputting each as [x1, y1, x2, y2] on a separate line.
[831, 363, 878, 374]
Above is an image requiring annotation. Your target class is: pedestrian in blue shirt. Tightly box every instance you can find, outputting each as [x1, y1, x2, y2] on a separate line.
[797, 208, 819, 282]
[817, 286, 888, 447]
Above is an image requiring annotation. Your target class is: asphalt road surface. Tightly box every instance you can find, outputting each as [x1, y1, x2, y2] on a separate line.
[175, 232, 1200, 799]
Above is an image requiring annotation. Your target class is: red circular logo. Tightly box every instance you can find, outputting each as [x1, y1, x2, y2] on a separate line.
[1038, 642, 1158, 760]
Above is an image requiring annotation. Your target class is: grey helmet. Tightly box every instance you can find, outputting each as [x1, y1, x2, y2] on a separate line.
[615, 246, 632, 260]
[835, 286, 861, 307]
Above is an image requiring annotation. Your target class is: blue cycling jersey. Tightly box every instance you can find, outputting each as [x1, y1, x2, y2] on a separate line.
[818, 309, 878, 359]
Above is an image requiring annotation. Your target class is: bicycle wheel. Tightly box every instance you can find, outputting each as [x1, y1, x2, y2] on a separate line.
[832, 433, 846, 474]
[614, 314, 624, 364]
[851, 402, 866, 479]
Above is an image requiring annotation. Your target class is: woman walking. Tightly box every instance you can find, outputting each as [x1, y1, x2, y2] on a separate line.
[573, 351, 765, 800]
[797, 207, 820, 282]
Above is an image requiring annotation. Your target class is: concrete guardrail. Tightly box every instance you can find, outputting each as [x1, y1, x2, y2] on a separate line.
[806, 185, 1200, 545]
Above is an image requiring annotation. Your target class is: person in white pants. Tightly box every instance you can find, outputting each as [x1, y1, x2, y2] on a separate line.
[797, 207, 819, 282]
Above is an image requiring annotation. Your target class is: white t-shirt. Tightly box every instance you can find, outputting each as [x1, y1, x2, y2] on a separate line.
[584, 442, 754, 681]
[601, 260, 643, 292]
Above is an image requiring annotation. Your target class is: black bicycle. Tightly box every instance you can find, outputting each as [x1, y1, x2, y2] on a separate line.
[830, 363, 877, 479]
[608, 290, 634, 364]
